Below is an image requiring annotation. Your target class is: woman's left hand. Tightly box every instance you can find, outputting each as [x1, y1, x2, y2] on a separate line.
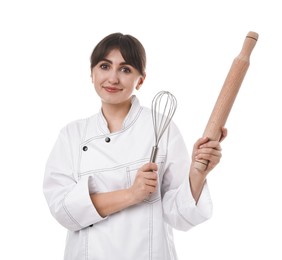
[191, 127, 228, 176]
[189, 127, 227, 202]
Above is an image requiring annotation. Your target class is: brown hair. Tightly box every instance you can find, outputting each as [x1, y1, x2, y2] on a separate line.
[90, 33, 146, 76]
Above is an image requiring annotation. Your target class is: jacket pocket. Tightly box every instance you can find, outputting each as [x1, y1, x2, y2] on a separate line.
[85, 165, 130, 194]
[81, 158, 165, 204]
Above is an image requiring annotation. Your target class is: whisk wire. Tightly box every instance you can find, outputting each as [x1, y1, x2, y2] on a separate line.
[150, 91, 177, 162]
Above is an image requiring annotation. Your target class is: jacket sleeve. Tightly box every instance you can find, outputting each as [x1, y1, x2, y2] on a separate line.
[161, 122, 213, 231]
[43, 125, 106, 231]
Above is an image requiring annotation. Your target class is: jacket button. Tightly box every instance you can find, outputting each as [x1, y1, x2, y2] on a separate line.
[105, 137, 111, 143]
[82, 146, 88, 151]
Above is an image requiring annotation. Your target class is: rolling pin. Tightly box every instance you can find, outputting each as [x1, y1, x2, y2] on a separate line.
[194, 31, 259, 171]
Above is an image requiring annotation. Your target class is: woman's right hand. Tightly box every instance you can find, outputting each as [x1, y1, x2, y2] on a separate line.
[129, 163, 158, 204]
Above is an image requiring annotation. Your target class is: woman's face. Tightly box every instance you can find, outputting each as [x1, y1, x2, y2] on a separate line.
[91, 49, 145, 106]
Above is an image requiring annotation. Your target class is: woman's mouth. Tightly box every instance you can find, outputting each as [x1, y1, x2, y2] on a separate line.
[103, 87, 122, 93]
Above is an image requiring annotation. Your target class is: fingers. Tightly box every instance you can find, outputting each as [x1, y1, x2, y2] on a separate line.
[199, 139, 222, 151]
[194, 127, 228, 148]
[195, 149, 222, 163]
[145, 178, 158, 187]
[140, 162, 158, 172]
[130, 163, 159, 203]
[219, 127, 228, 142]
[195, 139, 222, 159]
[193, 136, 209, 150]
[192, 132, 226, 173]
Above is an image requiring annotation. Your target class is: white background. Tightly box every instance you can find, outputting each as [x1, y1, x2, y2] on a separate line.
[1, 0, 281, 259]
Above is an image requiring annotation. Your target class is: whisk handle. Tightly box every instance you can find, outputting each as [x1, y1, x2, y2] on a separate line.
[150, 146, 159, 163]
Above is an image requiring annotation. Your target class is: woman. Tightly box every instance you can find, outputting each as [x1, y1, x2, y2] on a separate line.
[43, 32, 227, 260]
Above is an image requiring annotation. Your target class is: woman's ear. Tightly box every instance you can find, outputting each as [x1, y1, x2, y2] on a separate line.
[136, 73, 146, 90]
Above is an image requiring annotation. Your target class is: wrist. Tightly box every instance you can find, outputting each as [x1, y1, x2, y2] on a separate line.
[189, 167, 206, 203]
[189, 166, 206, 183]
[126, 188, 138, 206]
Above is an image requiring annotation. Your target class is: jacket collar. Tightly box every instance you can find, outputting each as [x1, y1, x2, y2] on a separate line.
[97, 95, 142, 134]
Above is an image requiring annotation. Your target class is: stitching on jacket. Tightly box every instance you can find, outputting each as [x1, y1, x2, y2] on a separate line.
[62, 192, 83, 230]
[126, 166, 131, 188]
[149, 204, 153, 260]
[83, 107, 143, 144]
[65, 126, 76, 180]
[122, 95, 138, 127]
[77, 118, 89, 180]
[77, 141, 82, 181]
[164, 224, 174, 260]
[85, 227, 89, 260]
[64, 125, 78, 182]
[97, 112, 108, 135]
[79, 157, 165, 176]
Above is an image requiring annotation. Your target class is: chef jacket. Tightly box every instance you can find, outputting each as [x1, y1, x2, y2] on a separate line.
[43, 96, 213, 260]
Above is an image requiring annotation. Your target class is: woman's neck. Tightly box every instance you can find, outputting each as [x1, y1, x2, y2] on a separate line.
[101, 99, 132, 133]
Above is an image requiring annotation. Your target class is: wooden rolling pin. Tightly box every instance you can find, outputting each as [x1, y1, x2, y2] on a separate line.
[194, 31, 259, 171]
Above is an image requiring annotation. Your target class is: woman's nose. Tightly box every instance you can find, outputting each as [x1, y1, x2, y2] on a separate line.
[108, 70, 119, 84]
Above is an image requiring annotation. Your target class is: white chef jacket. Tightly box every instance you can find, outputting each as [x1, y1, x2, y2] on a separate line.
[43, 96, 213, 260]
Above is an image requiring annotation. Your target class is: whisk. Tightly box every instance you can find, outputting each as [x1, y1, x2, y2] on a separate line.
[150, 91, 177, 163]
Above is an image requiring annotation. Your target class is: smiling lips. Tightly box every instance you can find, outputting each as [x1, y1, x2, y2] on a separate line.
[104, 87, 122, 93]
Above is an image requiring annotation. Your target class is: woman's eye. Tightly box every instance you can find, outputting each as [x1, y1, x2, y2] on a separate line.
[100, 63, 109, 70]
[120, 67, 131, 73]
